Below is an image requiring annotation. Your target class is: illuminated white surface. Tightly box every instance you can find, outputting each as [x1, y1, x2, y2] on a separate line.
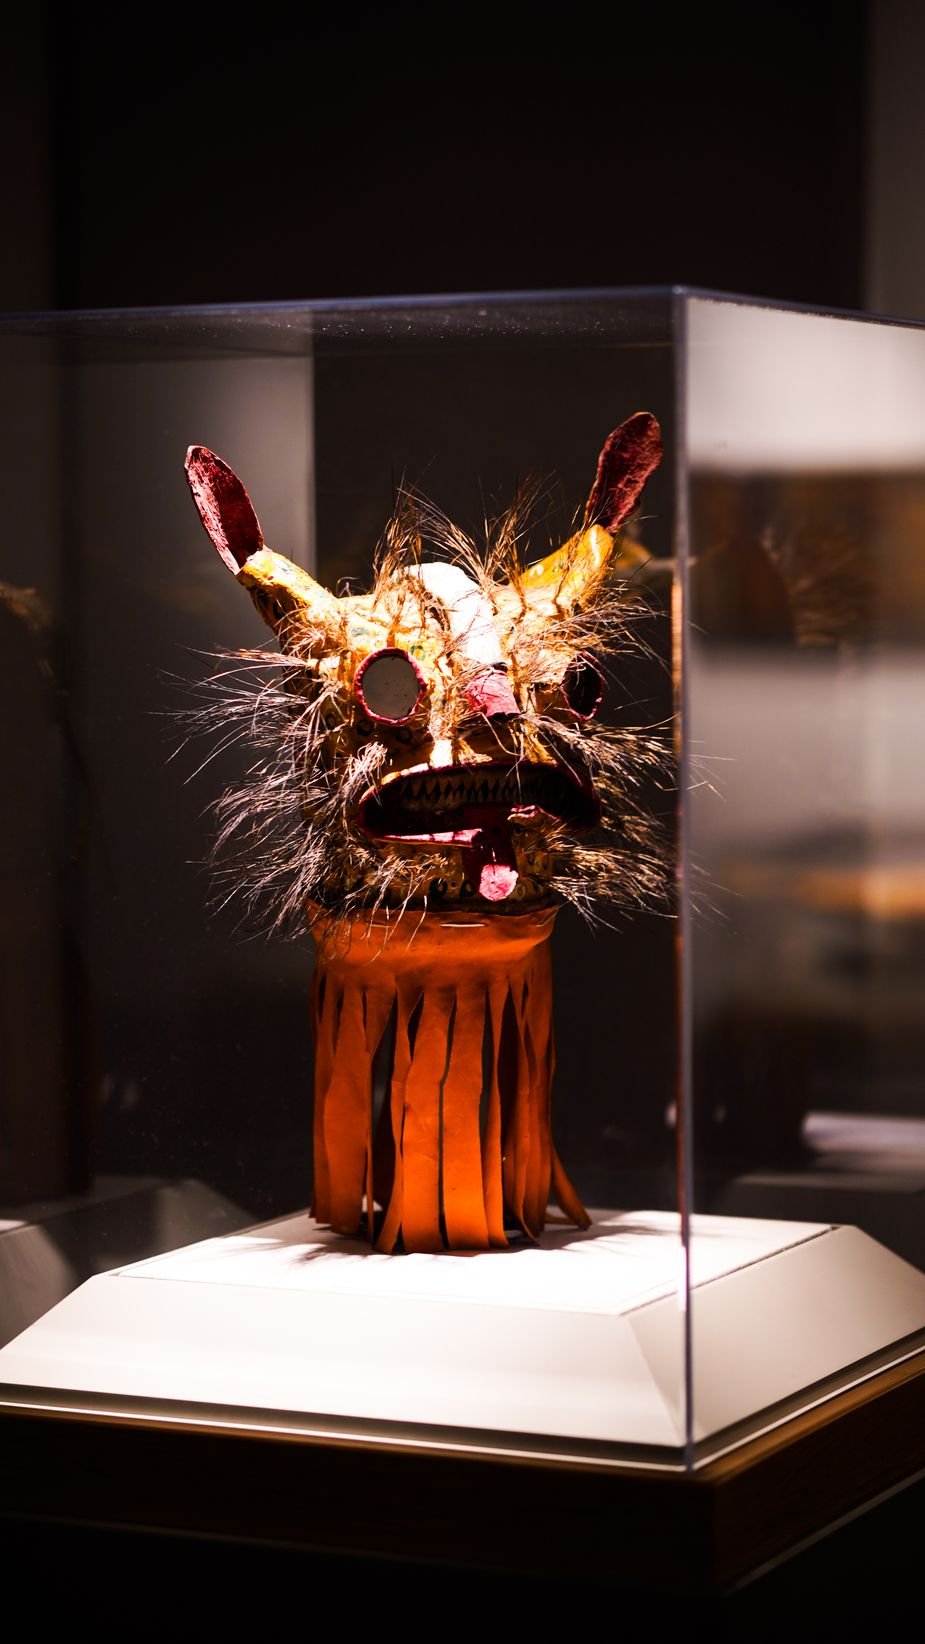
[122, 1208, 820, 1312]
[688, 298, 925, 470]
[3, 1210, 925, 1451]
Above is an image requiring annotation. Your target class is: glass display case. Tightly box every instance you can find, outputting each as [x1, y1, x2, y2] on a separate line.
[1, 291, 924, 1571]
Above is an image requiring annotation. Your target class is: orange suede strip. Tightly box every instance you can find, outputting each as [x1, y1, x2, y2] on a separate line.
[551, 1146, 592, 1230]
[307, 904, 587, 1251]
[400, 985, 454, 1252]
[525, 948, 554, 1235]
[322, 983, 369, 1234]
[310, 970, 339, 1225]
[509, 974, 532, 1235]
[376, 982, 417, 1254]
[441, 982, 491, 1251]
[522, 991, 544, 1238]
[363, 985, 396, 1243]
[483, 981, 509, 1249]
[500, 983, 517, 1223]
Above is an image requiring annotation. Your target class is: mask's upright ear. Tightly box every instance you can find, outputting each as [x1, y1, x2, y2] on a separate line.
[516, 413, 663, 612]
[583, 411, 663, 534]
[186, 445, 264, 573]
[185, 446, 341, 643]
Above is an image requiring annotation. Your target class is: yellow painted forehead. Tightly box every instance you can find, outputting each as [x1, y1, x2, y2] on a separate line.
[341, 585, 457, 665]
[341, 615, 448, 681]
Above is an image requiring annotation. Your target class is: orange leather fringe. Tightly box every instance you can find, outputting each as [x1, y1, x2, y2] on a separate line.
[308, 905, 591, 1253]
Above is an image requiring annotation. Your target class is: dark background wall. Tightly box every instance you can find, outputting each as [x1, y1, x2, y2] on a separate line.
[7, 1, 925, 1618]
[5, 0, 920, 1212]
[4, 1, 876, 316]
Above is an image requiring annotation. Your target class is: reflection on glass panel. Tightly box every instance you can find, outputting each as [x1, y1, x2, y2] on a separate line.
[0, 338, 318, 1339]
[687, 299, 925, 1275]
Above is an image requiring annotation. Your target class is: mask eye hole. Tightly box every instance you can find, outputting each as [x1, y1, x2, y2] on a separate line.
[355, 647, 425, 724]
[562, 653, 604, 721]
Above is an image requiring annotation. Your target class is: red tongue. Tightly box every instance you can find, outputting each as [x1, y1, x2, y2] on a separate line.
[464, 827, 519, 902]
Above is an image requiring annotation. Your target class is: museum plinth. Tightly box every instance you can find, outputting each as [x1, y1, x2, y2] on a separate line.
[3, 1208, 925, 1590]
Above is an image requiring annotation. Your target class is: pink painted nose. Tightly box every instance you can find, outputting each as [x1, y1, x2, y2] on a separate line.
[466, 668, 520, 719]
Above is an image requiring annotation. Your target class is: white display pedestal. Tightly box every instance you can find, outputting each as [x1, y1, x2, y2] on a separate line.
[0, 1176, 248, 1345]
[3, 1209, 925, 1459]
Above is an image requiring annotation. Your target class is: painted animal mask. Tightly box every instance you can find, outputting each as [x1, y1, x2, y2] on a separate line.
[185, 413, 665, 932]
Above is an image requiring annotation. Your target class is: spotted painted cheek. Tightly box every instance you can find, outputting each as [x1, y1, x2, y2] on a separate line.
[320, 696, 350, 735]
[306, 689, 351, 768]
[352, 702, 432, 748]
[530, 682, 560, 718]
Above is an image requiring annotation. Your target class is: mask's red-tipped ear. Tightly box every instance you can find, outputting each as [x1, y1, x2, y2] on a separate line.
[583, 412, 663, 533]
[185, 446, 264, 574]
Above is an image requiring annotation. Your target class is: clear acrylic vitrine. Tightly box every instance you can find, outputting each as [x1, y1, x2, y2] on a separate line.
[1, 288, 924, 1479]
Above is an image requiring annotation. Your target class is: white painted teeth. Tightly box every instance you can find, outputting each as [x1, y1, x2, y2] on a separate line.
[398, 767, 555, 811]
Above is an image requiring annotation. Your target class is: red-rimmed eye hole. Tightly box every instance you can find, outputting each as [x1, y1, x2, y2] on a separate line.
[562, 653, 604, 720]
[355, 648, 425, 724]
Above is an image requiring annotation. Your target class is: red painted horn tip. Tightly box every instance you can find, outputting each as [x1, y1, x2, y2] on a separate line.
[605, 410, 662, 448]
[185, 443, 224, 474]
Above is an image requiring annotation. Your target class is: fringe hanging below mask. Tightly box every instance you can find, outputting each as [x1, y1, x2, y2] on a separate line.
[308, 905, 590, 1253]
